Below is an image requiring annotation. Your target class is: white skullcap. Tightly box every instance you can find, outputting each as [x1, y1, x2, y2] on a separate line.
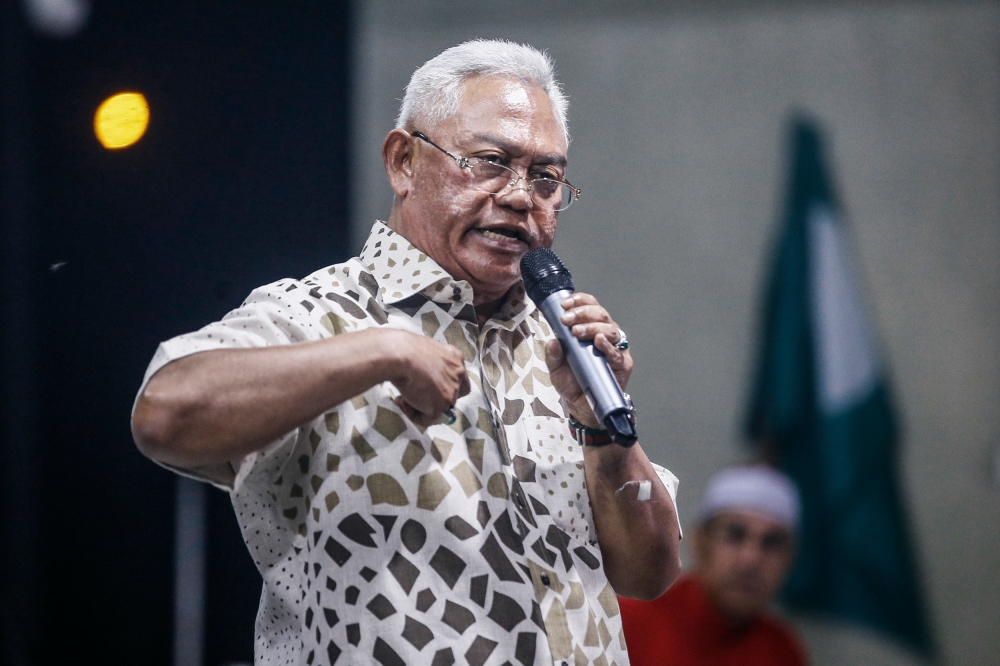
[700, 465, 801, 530]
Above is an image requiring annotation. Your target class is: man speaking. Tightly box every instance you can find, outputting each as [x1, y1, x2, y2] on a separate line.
[132, 40, 681, 666]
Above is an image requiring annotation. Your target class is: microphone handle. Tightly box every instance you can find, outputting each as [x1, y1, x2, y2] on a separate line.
[538, 289, 637, 445]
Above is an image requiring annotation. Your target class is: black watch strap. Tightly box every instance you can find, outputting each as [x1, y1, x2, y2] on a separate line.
[568, 416, 615, 447]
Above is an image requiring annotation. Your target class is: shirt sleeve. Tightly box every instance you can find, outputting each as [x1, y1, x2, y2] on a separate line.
[133, 278, 325, 490]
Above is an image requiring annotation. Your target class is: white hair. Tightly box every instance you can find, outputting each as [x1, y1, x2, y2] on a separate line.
[395, 39, 569, 142]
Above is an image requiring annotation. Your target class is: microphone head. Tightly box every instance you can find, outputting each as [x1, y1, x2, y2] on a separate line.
[520, 248, 575, 304]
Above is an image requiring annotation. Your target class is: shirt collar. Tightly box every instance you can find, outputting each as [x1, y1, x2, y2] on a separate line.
[358, 221, 471, 306]
[358, 221, 538, 330]
[488, 282, 536, 333]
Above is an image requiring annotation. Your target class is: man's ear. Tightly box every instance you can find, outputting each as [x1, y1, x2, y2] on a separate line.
[383, 129, 415, 197]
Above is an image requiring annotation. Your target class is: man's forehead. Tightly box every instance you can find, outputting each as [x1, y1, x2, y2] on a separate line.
[437, 76, 567, 156]
[485, 77, 534, 112]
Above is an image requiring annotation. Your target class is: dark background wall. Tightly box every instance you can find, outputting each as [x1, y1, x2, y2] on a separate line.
[1, 2, 352, 664]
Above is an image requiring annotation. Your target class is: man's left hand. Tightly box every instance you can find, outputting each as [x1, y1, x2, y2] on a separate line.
[544, 292, 632, 429]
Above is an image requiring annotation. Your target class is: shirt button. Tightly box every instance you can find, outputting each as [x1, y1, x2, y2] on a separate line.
[540, 574, 550, 586]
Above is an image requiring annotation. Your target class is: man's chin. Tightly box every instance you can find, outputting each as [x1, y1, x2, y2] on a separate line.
[473, 274, 521, 296]
[727, 591, 767, 612]
[461, 255, 521, 286]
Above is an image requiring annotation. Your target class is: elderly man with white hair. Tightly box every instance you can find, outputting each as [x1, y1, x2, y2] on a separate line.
[619, 464, 807, 666]
[133, 40, 681, 666]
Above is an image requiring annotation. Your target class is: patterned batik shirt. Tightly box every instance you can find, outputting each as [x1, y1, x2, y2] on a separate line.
[139, 221, 680, 666]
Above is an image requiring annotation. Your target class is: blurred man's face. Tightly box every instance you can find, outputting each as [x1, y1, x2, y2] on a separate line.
[693, 511, 795, 625]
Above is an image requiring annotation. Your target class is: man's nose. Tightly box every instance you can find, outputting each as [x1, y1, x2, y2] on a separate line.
[492, 179, 534, 211]
[735, 539, 768, 565]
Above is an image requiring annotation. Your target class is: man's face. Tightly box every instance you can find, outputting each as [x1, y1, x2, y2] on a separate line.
[395, 76, 568, 306]
[693, 511, 796, 624]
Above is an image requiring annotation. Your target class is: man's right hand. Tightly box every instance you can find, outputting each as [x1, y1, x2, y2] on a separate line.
[388, 332, 471, 428]
[132, 328, 470, 469]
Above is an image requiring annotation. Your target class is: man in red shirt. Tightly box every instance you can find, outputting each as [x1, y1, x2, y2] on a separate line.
[619, 465, 808, 665]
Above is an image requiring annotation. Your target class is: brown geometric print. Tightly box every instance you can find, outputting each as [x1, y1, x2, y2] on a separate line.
[140, 222, 678, 666]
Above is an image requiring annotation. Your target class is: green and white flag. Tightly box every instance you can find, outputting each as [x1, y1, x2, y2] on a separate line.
[745, 118, 933, 656]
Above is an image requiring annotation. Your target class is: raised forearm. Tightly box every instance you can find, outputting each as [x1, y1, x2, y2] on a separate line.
[585, 443, 681, 600]
[132, 328, 406, 468]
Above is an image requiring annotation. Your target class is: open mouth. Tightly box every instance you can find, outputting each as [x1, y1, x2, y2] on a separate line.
[478, 227, 527, 244]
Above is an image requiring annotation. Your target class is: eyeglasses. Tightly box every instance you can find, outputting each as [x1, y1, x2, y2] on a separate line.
[411, 131, 581, 212]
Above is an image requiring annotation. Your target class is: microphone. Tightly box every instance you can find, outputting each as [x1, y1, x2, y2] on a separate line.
[520, 248, 637, 446]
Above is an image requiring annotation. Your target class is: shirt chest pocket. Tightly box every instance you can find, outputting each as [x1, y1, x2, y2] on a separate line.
[520, 415, 596, 545]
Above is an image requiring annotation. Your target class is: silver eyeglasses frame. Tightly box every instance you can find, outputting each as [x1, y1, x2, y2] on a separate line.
[410, 131, 581, 212]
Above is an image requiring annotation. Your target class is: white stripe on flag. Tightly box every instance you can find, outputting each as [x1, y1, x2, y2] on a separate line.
[808, 206, 879, 414]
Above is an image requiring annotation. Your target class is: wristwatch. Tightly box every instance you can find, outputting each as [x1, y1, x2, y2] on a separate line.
[568, 393, 636, 447]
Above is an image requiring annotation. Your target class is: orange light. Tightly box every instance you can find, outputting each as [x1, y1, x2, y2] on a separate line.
[94, 92, 149, 149]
